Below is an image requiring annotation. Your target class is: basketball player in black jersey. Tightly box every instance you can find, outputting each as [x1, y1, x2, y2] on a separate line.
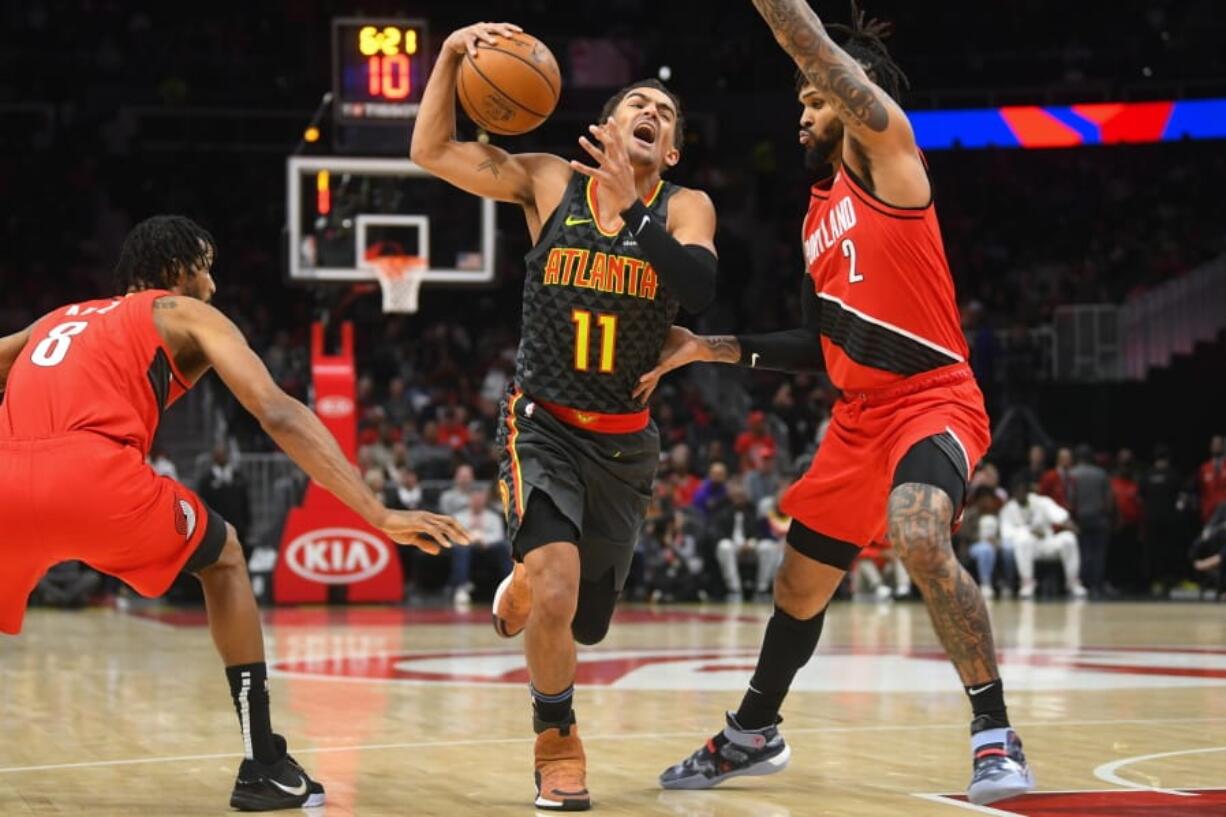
[412, 22, 719, 811]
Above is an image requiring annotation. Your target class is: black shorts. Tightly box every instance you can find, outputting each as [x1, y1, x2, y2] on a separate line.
[496, 389, 659, 591]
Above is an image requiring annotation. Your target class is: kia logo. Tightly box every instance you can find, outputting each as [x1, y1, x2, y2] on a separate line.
[317, 395, 354, 418]
[285, 528, 390, 584]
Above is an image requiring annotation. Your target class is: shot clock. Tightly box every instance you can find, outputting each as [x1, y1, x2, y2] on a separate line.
[332, 17, 429, 123]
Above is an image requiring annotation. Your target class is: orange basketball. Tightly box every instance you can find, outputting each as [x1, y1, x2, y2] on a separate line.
[457, 32, 561, 136]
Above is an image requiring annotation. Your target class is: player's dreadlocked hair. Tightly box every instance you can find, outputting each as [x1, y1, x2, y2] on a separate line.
[114, 215, 216, 293]
[795, 0, 910, 103]
[599, 79, 686, 150]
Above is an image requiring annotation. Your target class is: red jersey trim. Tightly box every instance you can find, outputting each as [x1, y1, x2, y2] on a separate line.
[139, 291, 193, 391]
[841, 165, 930, 220]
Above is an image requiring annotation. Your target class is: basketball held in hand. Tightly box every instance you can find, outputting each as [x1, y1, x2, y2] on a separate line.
[457, 32, 561, 136]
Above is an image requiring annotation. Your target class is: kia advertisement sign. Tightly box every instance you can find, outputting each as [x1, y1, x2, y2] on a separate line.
[285, 528, 391, 584]
[274, 321, 403, 604]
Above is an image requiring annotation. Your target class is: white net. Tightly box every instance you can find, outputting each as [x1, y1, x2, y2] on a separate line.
[370, 255, 427, 313]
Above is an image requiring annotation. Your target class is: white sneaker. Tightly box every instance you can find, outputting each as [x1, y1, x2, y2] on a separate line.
[1069, 583, 1089, 600]
[981, 585, 995, 601]
[875, 585, 893, 602]
[453, 585, 472, 606]
[1019, 581, 1036, 600]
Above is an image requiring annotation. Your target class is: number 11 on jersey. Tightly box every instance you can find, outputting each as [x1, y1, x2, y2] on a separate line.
[571, 308, 618, 373]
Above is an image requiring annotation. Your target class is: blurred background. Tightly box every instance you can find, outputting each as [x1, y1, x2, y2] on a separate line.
[3, 0, 1225, 608]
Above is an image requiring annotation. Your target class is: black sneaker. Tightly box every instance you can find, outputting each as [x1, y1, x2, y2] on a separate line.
[229, 734, 325, 811]
[659, 712, 790, 789]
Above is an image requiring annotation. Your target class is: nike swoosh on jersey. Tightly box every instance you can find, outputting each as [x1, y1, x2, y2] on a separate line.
[565, 216, 593, 226]
[271, 776, 309, 797]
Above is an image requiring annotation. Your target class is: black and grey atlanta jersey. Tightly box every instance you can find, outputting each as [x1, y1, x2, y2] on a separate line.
[515, 172, 681, 414]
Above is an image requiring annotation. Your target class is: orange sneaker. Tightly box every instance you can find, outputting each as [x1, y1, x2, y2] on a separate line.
[534, 714, 590, 811]
[492, 561, 532, 638]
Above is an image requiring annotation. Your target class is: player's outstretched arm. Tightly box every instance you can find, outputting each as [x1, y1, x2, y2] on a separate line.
[410, 22, 568, 205]
[749, 0, 927, 204]
[0, 324, 33, 392]
[168, 298, 470, 553]
[632, 279, 824, 402]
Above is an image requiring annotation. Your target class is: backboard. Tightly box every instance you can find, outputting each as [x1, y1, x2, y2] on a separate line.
[285, 156, 496, 293]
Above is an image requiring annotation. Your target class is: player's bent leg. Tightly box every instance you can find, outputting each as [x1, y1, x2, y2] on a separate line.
[660, 529, 849, 791]
[192, 523, 324, 811]
[889, 437, 1034, 805]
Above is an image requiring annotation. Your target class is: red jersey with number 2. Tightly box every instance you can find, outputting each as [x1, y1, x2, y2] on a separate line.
[803, 164, 969, 393]
[0, 289, 191, 453]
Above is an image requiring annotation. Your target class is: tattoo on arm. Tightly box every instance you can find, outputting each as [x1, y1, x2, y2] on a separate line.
[477, 155, 505, 178]
[154, 299, 177, 309]
[750, 0, 889, 132]
[702, 335, 741, 364]
[888, 483, 1000, 685]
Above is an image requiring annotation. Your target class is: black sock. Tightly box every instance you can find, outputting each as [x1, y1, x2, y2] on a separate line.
[966, 678, 1010, 733]
[734, 607, 826, 730]
[226, 663, 278, 764]
[531, 684, 574, 726]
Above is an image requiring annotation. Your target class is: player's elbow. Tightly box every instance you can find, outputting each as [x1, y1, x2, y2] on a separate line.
[409, 134, 448, 169]
[255, 392, 300, 436]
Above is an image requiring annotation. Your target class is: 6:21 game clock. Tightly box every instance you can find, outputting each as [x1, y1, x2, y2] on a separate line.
[333, 17, 429, 123]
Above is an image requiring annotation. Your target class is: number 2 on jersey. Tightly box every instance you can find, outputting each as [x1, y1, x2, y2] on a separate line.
[571, 309, 618, 373]
[30, 321, 89, 367]
[842, 239, 864, 284]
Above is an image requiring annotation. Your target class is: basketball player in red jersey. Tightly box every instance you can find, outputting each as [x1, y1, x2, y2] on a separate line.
[0, 216, 469, 811]
[644, 2, 1034, 805]
[413, 23, 719, 811]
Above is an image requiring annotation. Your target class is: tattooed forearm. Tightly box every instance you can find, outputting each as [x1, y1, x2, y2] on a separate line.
[154, 298, 178, 309]
[701, 335, 742, 364]
[888, 483, 1000, 685]
[749, 0, 889, 132]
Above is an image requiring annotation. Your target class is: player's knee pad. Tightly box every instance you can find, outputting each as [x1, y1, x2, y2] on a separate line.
[571, 569, 618, 646]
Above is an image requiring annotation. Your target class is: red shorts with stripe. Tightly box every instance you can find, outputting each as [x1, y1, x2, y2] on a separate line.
[0, 432, 222, 635]
[780, 364, 990, 548]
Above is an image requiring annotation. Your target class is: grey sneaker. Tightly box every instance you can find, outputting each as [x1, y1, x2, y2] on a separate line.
[967, 727, 1034, 805]
[659, 712, 790, 790]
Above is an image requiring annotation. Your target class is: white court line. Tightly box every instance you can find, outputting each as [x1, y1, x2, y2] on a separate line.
[911, 793, 1018, 815]
[3, 716, 1226, 776]
[1093, 745, 1226, 796]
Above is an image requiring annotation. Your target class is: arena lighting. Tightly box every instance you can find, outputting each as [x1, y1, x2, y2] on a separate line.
[911, 98, 1226, 150]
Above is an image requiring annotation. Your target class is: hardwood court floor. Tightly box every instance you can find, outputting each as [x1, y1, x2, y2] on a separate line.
[2, 600, 1225, 816]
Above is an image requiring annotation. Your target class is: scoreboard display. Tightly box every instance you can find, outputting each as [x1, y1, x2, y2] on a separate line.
[332, 18, 429, 123]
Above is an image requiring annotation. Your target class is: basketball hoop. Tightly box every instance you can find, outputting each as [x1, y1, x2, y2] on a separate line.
[370, 255, 427, 313]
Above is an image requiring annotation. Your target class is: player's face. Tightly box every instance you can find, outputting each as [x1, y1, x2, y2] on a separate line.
[613, 89, 681, 172]
[797, 84, 843, 170]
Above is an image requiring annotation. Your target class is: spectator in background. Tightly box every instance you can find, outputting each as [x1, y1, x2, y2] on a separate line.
[459, 423, 498, 480]
[449, 488, 512, 606]
[711, 480, 781, 601]
[149, 445, 178, 480]
[390, 468, 423, 511]
[1110, 449, 1143, 594]
[1191, 502, 1226, 596]
[1069, 444, 1114, 598]
[437, 406, 472, 451]
[643, 512, 704, 603]
[850, 541, 909, 602]
[968, 514, 1015, 600]
[383, 377, 414, 426]
[734, 410, 776, 471]
[691, 462, 729, 518]
[1139, 444, 1185, 596]
[1197, 434, 1226, 523]
[410, 419, 454, 479]
[1015, 445, 1047, 490]
[744, 448, 781, 509]
[198, 443, 253, 557]
[439, 464, 476, 516]
[363, 468, 397, 507]
[1001, 478, 1087, 600]
[667, 444, 702, 508]
[1039, 446, 1074, 509]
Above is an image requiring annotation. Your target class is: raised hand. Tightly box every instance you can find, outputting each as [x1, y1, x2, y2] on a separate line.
[570, 118, 638, 214]
[377, 509, 472, 555]
[442, 22, 523, 59]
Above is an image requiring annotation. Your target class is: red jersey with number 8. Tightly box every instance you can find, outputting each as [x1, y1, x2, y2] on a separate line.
[0, 289, 191, 453]
[803, 164, 969, 393]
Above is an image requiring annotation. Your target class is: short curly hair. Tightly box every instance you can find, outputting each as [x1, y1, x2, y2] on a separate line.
[114, 215, 215, 293]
